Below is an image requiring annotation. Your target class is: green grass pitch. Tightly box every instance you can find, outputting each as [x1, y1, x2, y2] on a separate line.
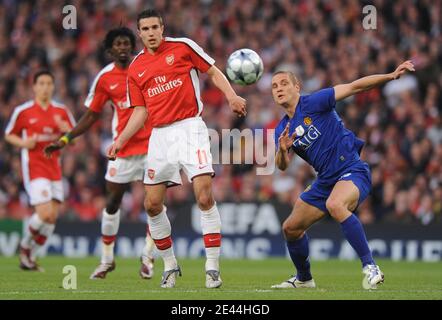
[0, 257, 441, 300]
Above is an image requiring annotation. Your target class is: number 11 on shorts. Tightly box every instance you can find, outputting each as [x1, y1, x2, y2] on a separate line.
[197, 149, 208, 168]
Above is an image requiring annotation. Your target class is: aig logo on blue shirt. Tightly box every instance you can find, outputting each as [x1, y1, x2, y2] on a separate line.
[293, 125, 321, 150]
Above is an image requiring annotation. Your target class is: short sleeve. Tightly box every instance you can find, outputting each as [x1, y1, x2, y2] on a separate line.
[184, 39, 215, 73]
[5, 109, 24, 135]
[62, 107, 76, 128]
[306, 87, 336, 114]
[84, 77, 109, 112]
[127, 73, 146, 108]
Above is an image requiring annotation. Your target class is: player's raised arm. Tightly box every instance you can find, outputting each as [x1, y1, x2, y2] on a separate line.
[206, 65, 247, 117]
[334, 60, 415, 101]
[107, 106, 147, 160]
[44, 110, 100, 157]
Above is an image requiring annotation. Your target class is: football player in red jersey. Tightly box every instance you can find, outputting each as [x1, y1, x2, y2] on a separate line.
[44, 28, 155, 280]
[108, 9, 246, 288]
[5, 71, 76, 271]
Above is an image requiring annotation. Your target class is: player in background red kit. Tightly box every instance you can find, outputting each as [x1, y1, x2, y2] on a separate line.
[5, 71, 75, 271]
[108, 9, 247, 289]
[44, 28, 155, 280]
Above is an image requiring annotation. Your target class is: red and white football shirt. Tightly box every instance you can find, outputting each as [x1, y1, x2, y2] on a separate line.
[5, 100, 76, 182]
[127, 37, 215, 127]
[85, 62, 152, 157]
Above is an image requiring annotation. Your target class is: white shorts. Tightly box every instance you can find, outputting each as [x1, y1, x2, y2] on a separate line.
[27, 178, 63, 206]
[144, 117, 214, 187]
[105, 154, 147, 184]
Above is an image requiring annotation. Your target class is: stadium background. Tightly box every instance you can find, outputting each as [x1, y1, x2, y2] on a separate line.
[0, 0, 441, 262]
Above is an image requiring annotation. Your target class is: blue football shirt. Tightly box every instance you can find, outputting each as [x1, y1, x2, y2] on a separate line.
[274, 87, 365, 181]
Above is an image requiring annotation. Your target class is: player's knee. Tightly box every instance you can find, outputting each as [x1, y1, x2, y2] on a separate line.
[144, 197, 163, 216]
[46, 216, 57, 224]
[196, 191, 214, 211]
[282, 220, 303, 239]
[106, 194, 122, 214]
[41, 211, 57, 224]
[325, 198, 344, 216]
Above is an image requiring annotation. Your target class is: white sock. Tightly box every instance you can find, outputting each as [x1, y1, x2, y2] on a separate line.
[31, 222, 55, 259]
[200, 204, 221, 271]
[102, 242, 115, 264]
[148, 206, 177, 271]
[101, 209, 120, 264]
[39, 222, 55, 238]
[21, 213, 44, 249]
[142, 231, 155, 259]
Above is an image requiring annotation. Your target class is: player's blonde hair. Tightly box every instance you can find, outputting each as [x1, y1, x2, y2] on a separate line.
[272, 70, 301, 87]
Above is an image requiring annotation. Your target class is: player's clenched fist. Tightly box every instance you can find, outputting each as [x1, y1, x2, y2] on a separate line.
[278, 123, 296, 152]
[228, 94, 247, 117]
[43, 140, 66, 158]
[107, 140, 123, 161]
[22, 134, 38, 150]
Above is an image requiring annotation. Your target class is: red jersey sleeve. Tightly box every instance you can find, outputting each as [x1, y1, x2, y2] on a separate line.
[84, 77, 109, 112]
[184, 38, 215, 73]
[127, 72, 146, 108]
[5, 108, 25, 135]
[61, 107, 76, 128]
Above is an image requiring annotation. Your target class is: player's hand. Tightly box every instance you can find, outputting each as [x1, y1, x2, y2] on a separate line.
[392, 60, 415, 80]
[278, 123, 296, 152]
[228, 95, 247, 117]
[107, 140, 123, 161]
[44, 140, 67, 158]
[23, 134, 38, 150]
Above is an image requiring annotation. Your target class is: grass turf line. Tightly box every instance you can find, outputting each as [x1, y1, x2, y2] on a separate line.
[0, 257, 441, 300]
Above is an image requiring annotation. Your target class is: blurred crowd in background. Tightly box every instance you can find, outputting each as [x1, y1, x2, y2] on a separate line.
[0, 0, 441, 225]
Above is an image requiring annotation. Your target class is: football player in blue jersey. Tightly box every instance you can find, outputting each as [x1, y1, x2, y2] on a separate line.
[271, 60, 415, 289]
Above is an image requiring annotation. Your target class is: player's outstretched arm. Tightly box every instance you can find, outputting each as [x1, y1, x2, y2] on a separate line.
[334, 60, 415, 101]
[44, 110, 100, 158]
[5, 133, 37, 150]
[275, 123, 296, 171]
[107, 106, 147, 160]
[206, 65, 247, 117]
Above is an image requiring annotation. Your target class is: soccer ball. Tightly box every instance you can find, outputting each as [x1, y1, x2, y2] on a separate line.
[226, 48, 264, 85]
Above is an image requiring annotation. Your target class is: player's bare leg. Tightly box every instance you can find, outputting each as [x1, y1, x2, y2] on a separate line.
[193, 174, 222, 288]
[19, 200, 58, 272]
[145, 184, 180, 288]
[272, 199, 325, 288]
[326, 180, 384, 289]
[90, 181, 126, 279]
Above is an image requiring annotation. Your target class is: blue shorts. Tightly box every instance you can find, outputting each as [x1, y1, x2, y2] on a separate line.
[300, 162, 372, 214]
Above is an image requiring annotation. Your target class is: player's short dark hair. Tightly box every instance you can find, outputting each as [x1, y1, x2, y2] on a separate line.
[272, 70, 300, 86]
[104, 27, 136, 51]
[33, 70, 54, 84]
[137, 9, 163, 29]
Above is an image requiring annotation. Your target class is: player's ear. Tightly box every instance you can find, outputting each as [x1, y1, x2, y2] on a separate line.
[294, 80, 301, 93]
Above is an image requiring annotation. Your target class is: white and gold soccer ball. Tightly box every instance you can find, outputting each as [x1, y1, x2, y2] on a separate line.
[226, 48, 264, 85]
